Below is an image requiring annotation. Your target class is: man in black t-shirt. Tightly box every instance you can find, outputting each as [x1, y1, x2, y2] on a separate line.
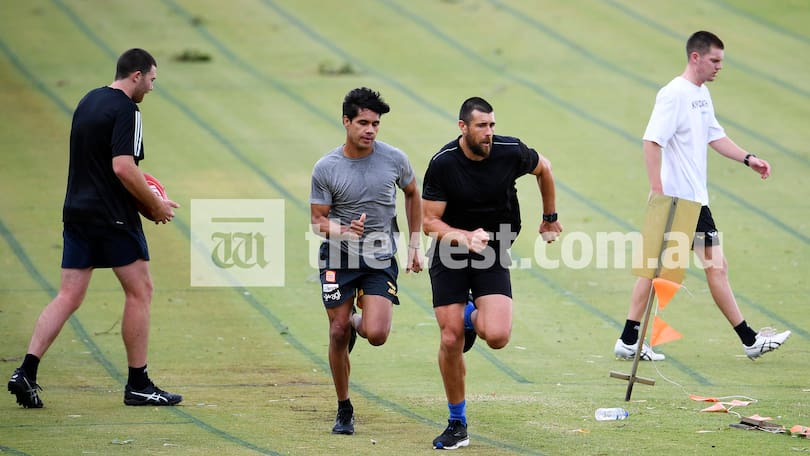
[7, 49, 182, 409]
[422, 97, 562, 449]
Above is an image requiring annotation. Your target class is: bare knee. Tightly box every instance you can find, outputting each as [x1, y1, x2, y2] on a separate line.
[329, 321, 352, 348]
[365, 330, 389, 346]
[704, 260, 729, 281]
[440, 330, 464, 353]
[485, 331, 510, 350]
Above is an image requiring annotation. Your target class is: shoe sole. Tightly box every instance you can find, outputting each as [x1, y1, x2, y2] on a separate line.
[433, 437, 470, 450]
[8, 382, 43, 408]
[463, 329, 476, 353]
[124, 397, 182, 406]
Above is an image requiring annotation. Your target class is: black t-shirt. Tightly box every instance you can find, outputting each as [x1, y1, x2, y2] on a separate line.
[422, 135, 540, 246]
[63, 86, 144, 229]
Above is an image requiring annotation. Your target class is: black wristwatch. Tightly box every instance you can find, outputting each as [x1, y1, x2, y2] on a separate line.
[743, 153, 756, 167]
[542, 213, 558, 223]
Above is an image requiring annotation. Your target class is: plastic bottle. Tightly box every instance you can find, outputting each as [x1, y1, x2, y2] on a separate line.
[594, 407, 629, 421]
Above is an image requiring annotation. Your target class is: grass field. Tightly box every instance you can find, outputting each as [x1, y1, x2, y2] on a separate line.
[1, 1, 809, 454]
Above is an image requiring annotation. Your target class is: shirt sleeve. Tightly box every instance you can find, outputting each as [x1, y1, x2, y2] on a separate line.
[518, 141, 541, 175]
[707, 105, 726, 142]
[642, 88, 678, 146]
[396, 152, 416, 190]
[421, 158, 446, 202]
[309, 161, 333, 205]
[111, 103, 143, 159]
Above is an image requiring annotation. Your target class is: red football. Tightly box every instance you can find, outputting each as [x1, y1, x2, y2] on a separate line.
[144, 173, 167, 200]
[138, 173, 168, 221]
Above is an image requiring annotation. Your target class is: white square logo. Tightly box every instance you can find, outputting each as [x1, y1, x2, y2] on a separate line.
[190, 199, 285, 287]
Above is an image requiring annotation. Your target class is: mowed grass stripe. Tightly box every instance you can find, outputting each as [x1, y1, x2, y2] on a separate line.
[485, 0, 810, 168]
[0, 445, 32, 456]
[604, 0, 810, 100]
[707, 0, 810, 45]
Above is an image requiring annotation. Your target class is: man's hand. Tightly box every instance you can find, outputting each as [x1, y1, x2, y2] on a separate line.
[406, 246, 423, 273]
[466, 228, 491, 253]
[539, 220, 563, 244]
[346, 213, 366, 239]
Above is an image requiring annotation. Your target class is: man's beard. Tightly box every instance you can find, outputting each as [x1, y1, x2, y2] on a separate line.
[469, 139, 491, 158]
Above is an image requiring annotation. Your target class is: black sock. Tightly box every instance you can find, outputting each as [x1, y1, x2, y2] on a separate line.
[734, 321, 758, 346]
[127, 365, 150, 390]
[338, 398, 353, 413]
[20, 354, 41, 382]
[621, 320, 640, 345]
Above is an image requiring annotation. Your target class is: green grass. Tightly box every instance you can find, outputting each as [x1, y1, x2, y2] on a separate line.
[1, 1, 809, 454]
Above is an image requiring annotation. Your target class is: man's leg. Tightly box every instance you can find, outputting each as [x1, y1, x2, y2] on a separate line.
[113, 259, 153, 369]
[354, 295, 393, 346]
[27, 268, 93, 358]
[433, 302, 470, 449]
[694, 245, 743, 326]
[9, 268, 92, 408]
[471, 294, 512, 349]
[114, 259, 181, 405]
[625, 277, 653, 324]
[435, 303, 466, 405]
[326, 296, 356, 434]
[326, 297, 355, 401]
[614, 276, 665, 361]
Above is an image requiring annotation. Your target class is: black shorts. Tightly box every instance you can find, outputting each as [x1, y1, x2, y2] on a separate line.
[693, 206, 720, 248]
[61, 223, 149, 269]
[428, 244, 512, 307]
[318, 243, 399, 308]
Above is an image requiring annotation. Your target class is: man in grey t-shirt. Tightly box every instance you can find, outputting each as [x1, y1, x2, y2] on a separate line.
[310, 87, 423, 436]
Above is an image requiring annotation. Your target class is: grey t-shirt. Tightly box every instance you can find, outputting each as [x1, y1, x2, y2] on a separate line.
[310, 140, 415, 261]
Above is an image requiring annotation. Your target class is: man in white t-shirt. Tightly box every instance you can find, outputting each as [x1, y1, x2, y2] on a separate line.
[614, 31, 790, 362]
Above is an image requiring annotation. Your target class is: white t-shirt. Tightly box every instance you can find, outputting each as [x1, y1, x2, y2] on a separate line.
[642, 76, 726, 205]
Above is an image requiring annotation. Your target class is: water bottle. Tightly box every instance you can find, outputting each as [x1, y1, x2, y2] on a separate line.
[595, 407, 629, 421]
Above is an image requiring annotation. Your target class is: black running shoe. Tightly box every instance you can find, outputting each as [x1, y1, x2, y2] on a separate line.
[433, 419, 469, 450]
[332, 408, 355, 435]
[349, 305, 358, 354]
[462, 298, 477, 353]
[124, 382, 182, 406]
[8, 368, 43, 408]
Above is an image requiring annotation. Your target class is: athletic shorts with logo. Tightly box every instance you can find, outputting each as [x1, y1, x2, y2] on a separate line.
[693, 206, 720, 248]
[318, 242, 399, 308]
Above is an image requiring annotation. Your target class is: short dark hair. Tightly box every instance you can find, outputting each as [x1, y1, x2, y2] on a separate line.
[115, 48, 157, 80]
[342, 87, 390, 120]
[686, 31, 724, 58]
[459, 97, 493, 123]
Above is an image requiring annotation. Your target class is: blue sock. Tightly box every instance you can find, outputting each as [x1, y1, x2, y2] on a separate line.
[463, 301, 475, 331]
[448, 400, 467, 425]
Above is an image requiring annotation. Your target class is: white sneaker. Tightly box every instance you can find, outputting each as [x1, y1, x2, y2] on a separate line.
[614, 339, 665, 361]
[744, 328, 791, 360]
